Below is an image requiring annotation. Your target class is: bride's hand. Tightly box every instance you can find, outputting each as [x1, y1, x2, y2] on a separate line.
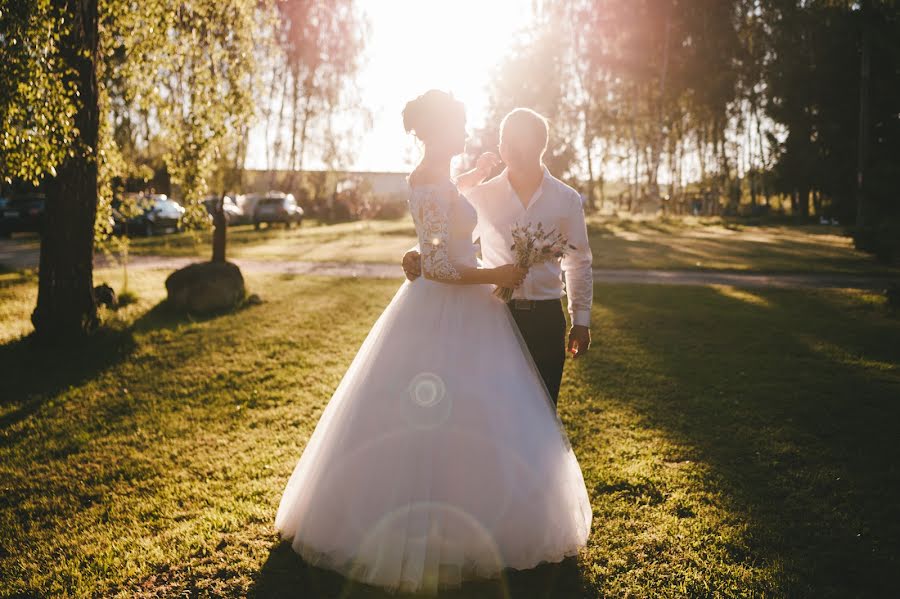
[475, 152, 501, 177]
[493, 264, 527, 288]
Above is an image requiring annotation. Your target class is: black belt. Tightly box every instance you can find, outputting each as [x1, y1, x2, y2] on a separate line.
[506, 298, 560, 311]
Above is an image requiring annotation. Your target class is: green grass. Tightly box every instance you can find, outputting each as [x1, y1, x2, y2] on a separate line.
[103, 215, 897, 275]
[0, 269, 39, 342]
[586, 216, 898, 274]
[1, 274, 898, 597]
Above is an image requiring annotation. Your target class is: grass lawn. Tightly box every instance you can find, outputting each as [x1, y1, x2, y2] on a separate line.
[585, 217, 899, 274]
[1, 272, 898, 597]
[62, 215, 896, 275]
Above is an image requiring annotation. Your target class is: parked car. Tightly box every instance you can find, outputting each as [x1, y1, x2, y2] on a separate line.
[113, 194, 185, 236]
[253, 192, 304, 229]
[202, 195, 249, 226]
[0, 193, 46, 237]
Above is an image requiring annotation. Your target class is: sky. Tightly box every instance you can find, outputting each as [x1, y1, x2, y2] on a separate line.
[245, 0, 537, 173]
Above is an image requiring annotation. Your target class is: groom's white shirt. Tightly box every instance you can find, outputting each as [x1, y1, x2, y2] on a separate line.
[462, 166, 593, 327]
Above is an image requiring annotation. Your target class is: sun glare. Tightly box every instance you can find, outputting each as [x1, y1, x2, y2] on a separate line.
[353, 0, 536, 172]
[243, 0, 535, 173]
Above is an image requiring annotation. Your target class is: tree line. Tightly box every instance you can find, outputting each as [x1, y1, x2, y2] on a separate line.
[479, 0, 899, 235]
[2, 0, 898, 340]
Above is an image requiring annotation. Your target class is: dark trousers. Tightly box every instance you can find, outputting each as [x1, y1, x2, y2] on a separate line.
[507, 299, 567, 406]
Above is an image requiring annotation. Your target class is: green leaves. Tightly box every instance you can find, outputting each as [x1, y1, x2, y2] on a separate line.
[1, 0, 262, 239]
[0, 0, 79, 185]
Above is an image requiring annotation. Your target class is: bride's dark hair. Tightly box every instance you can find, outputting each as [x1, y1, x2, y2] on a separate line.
[402, 90, 465, 142]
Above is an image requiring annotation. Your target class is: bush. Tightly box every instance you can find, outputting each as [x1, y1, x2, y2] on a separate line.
[118, 290, 139, 307]
[886, 283, 900, 314]
[369, 198, 407, 220]
[851, 221, 900, 265]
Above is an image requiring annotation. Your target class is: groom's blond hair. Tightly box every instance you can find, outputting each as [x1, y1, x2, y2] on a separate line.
[500, 108, 549, 159]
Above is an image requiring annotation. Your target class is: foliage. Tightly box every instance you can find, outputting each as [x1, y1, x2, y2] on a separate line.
[487, 0, 900, 228]
[0, 0, 267, 339]
[0, 0, 79, 185]
[261, 0, 371, 176]
[483, 20, 577, 177]
[762, 1, 900, 226]
[0, 0, 263, 242]
[486, 0, 746, 209]
[851, 221, 900, 264]
[95, 0, 262, 235]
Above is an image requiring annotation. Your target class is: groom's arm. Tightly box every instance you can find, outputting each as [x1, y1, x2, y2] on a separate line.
[561, 192, 594, 357]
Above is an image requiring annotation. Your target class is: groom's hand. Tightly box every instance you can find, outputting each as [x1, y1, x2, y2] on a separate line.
[567, 325, 591, 359]
[402, 249, 422, 280]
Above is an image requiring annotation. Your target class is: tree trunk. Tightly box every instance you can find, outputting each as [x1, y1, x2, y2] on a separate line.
[262, 60, 282, 172]
[598, 173, 605, 210]
[287, 65, 301, 188]
[648, 6, 672, 201]
[32, 0, 100, 340]
[212, 194, 227, 263]
[798, 187, 810, 219]
[584, 133, 596, 213]
[697, 125, 708, 192]
[855, 0, 871, 227]
[750, 170, 758, 208]
[629, 108, 639, 209]
[297, 76, 315, 174]
[270, 67, 290, 188]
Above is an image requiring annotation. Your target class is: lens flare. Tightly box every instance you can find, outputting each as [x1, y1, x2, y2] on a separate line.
[351, 500, 510, 596]
[403, 372, 451, 429]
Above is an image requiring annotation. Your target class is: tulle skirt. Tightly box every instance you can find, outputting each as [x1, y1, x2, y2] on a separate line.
[274, 277, 592, 594]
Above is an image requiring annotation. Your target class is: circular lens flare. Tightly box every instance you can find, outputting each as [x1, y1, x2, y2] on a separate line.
[403, 372, 451, 429]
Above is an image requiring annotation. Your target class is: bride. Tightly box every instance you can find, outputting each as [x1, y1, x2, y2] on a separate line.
[274, 89, 592, 594]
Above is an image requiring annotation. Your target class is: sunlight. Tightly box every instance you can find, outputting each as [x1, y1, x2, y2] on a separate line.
[711, 285, 772, 309]
[799, 335, 898, 374]
[352, 0, 536, 172]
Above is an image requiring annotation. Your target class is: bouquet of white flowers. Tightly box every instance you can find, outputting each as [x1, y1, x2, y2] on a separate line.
[493, 221, 576, 302]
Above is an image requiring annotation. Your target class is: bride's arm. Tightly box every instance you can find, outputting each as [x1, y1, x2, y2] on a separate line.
[455, 152, 502, 193]
[413, 189, 523, 288]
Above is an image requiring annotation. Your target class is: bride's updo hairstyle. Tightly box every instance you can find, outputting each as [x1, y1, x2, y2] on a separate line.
[402, 90, 465, 146]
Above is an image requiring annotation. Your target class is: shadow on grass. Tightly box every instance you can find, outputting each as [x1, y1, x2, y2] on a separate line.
[585, 219, 900, 274]
[0, 295, 255, 434]
[584, 284, 900, 596]
[0, 327, 137, 433]
[250, 541, 587, 599]
[131, 297, 257, 334]
[0, 258, 38, 280]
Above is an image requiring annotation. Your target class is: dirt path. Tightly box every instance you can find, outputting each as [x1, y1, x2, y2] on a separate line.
[1, 239, 894, 290]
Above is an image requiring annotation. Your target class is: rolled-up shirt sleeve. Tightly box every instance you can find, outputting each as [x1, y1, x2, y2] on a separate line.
[560, 192, 593, 327]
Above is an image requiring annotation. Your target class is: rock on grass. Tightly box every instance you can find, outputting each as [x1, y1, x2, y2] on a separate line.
[165, 261, 245, 314]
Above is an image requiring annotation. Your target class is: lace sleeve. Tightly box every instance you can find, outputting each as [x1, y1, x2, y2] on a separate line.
[409, 186, 462, 281]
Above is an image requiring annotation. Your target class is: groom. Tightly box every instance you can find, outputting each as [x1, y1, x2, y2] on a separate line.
[402, 108, 593, 406]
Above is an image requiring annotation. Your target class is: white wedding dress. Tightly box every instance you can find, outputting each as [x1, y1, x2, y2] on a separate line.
[274, 180, 592, 593]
